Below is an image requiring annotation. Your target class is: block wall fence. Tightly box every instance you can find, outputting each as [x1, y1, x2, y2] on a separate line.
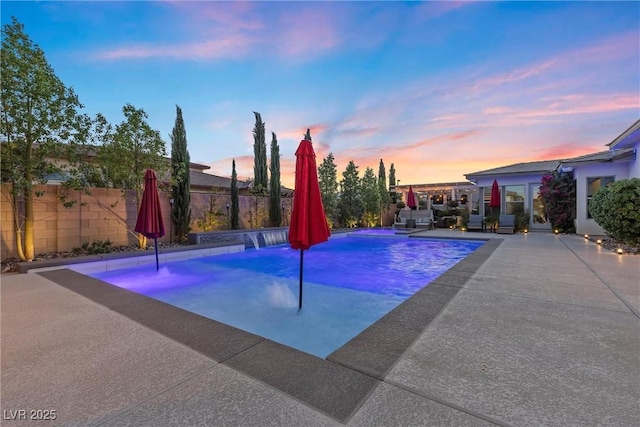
[0, 184, 293, 261]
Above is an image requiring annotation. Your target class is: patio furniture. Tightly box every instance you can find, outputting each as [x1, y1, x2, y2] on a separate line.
[467, 214, 485, 232]
[497, 214, 516, 234]
[394, 209, 434, 229]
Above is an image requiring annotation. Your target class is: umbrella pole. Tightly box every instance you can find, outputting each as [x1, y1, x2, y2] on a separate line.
[298, 250, 304, 311]
[154, 237, 159, 271]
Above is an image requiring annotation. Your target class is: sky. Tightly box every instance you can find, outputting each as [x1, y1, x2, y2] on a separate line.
[2, 1, 639, 189]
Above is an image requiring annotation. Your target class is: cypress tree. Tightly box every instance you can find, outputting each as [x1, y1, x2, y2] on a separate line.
[231, 159, 240, 229]
[170, 105, 191, 242]
[389, 163, 397, 203]
[252, 112, 268, 195]
[269, 132, 282, 226]
[378, 159, 391, 225]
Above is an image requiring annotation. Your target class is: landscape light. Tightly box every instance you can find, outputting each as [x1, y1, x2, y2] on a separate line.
[584, 234, 589, 240]
[554, 229, 559, 235]
[596, 239, 602, 245]
[617, 248, 624, 254]
[524, 229, 528, 234]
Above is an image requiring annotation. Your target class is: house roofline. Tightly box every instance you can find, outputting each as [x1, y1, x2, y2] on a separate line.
[607, 119, 640, 148]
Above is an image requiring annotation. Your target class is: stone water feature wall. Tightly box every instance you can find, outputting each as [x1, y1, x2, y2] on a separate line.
[187, 228, 289, 249]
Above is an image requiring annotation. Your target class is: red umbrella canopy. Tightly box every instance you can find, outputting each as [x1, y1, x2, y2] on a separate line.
[289, 139, 330, 250]
[134, 169, 166, 239]
[489, 179, 501, 208]
[406, 185, 417, 209]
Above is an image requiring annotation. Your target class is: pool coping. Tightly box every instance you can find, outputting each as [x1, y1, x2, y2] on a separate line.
[37, 235, 501, 424]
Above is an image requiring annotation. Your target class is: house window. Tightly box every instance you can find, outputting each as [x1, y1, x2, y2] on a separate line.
[505, 185, 525, 215]
[587, 176, 614, 218]
[483, 187, 492, 216]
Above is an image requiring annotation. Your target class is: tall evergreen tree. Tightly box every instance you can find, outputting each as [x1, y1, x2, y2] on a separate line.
[268, 132, 282, 226]
[230, 159, 240, 229]
[389, 163, 397, 203]
[318, 153, 338, 227]
[378, 159, 391, 225]
[338, 161, 362, 227]
[252, 112, 268, 195]
[1, 17, 88, 261]
[170, 105, 191, 242]
[361, 167, 380, 227]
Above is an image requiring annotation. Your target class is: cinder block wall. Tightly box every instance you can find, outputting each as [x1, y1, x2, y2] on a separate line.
[1, 184, 292, 260]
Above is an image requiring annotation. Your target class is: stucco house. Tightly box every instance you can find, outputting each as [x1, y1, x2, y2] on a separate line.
[464, 120, 639, 234]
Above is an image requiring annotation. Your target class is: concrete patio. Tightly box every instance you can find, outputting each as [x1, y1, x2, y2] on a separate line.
[1, 231, 638, 426]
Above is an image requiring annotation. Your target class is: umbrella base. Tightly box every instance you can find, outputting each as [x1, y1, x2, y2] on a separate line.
[405, 219, 416, 228]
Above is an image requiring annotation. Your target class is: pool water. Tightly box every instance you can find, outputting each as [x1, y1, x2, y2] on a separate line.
[90, 235, 482, 358]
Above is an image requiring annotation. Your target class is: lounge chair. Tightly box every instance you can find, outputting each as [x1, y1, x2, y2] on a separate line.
[467, 214, 485, 232]
[497, 214, 516, 234]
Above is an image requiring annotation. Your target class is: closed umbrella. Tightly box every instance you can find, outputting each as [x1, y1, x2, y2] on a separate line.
[489, 179, 500, 213]
[134, 169, 166, 271]
[406, 185, 417, 223]
[289, 132, 331, 310]
[488, 179, 500, 232]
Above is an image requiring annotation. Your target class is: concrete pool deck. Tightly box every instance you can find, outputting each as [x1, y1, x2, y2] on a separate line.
[1, 231, 639, 426]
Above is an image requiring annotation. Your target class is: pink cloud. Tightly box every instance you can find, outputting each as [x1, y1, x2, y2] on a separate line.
[414, 1, 478, 20]
[275, 8, 341, 57]
[517, 93, 639, 118]
[94, 36, 255, 61]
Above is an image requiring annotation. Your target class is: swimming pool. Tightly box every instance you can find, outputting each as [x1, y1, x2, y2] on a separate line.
[90, 235, 483, 358]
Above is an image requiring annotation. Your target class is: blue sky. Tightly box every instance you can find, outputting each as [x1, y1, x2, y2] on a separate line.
[3, 1, 638, 188]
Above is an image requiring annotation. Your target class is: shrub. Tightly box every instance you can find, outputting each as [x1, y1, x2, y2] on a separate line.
[589, 178, 640, 246]
[459, 210, 470, 227]
[72, 240, 112, 255]
[539, 172, 576, 233]
[515, 209, 530, 232]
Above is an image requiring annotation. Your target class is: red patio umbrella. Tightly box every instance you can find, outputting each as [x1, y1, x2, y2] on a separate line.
[134, 169, 166, 271]
[489, 179, 500, 213]
[406, 185, 417, 220]
[289, 134, 331, 310]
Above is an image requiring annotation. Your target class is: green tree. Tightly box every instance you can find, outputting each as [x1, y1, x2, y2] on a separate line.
[268, 132, 282, 227]
[97, 103, 167, 247]
[252, 111, 268, 195]
[589, 178, 640, 246]
[361, 167, 380, 227]
[318, 153, 339, 228]
[0, 18, 88, 261]
[378, 159, 391, 225]
[230, 159, 240, 229]
[389, 163, 397, 203]
[170, 105, 191, 242]
[338, 161, 362, 227]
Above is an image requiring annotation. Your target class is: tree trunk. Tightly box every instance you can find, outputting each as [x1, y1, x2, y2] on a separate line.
[10, 184, 27, 261]
[24, 185, 34, 261]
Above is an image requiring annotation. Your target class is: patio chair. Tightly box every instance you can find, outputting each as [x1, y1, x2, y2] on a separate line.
[467, 214, 485, 232]
[497, 214, 516, 234]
